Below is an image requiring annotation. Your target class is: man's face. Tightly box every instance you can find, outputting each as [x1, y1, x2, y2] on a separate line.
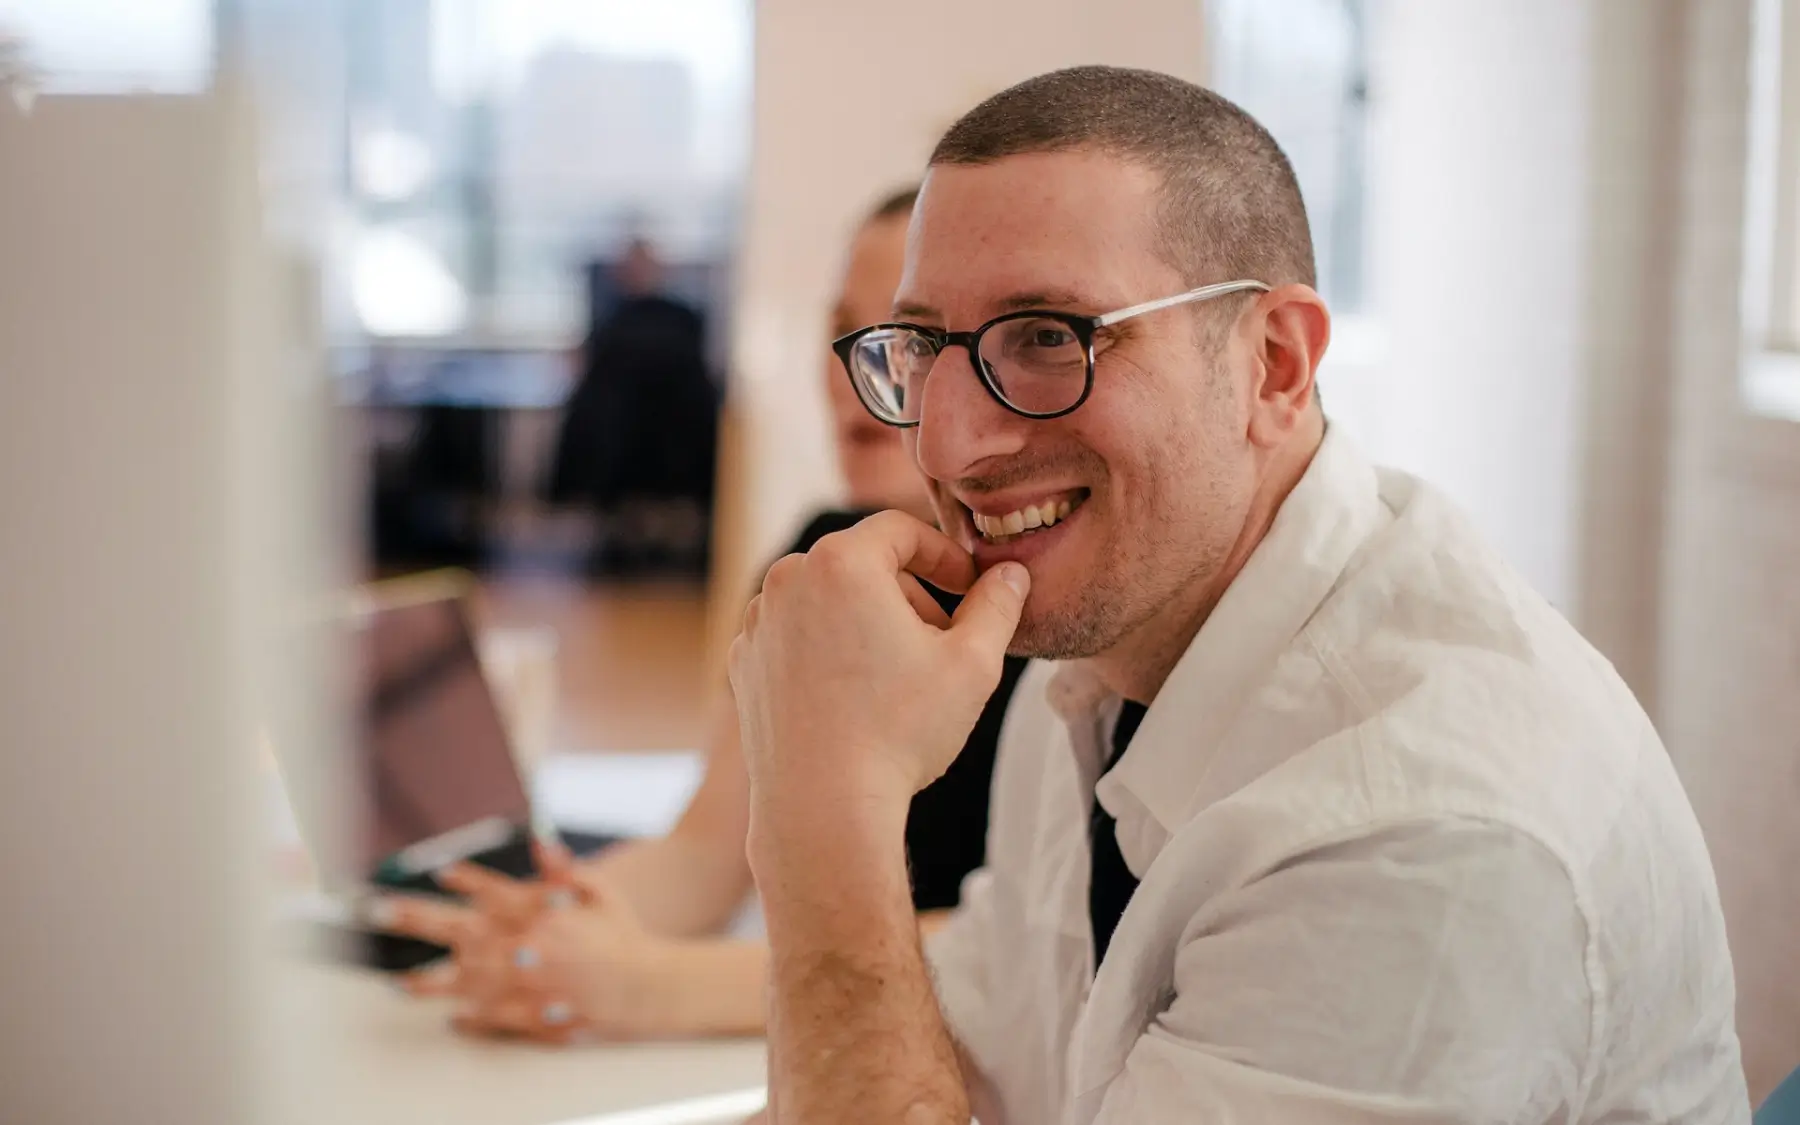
[897, 150, 1262, 659]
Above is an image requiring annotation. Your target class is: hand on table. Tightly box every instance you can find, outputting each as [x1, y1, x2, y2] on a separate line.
[728, 511, 1029, 831]
[372, 839, 682, 1043]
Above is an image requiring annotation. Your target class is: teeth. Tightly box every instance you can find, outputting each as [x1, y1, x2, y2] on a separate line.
[972, 495, 1083, 541]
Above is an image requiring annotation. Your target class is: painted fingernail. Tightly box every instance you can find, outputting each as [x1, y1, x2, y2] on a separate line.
[362, 899, 399, 929]
[541, 1000, 574, 1026]
[513, 946, 541, 971]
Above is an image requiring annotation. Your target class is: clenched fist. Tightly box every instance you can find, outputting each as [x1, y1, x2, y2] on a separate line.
[727, 511, 1029, 837]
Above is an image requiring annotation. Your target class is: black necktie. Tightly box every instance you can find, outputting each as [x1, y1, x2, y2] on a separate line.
[1090, 700, 1147, 972]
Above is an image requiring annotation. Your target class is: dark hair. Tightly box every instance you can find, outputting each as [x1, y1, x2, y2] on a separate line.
[866, 185, 920, 224]
[930, 66, 1314, 289]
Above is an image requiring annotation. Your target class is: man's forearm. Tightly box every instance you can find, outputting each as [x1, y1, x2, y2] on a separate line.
[751, 804, 968, 1125]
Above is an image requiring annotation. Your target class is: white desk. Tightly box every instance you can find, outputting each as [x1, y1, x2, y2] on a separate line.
[273, 960, 765, 1125]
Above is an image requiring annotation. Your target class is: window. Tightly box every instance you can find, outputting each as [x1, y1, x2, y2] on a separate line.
[1207, 0, 1371, 315]
[0, 0, 213, 94]
[1742, 0, 1800, 421]
[1207, 0, 1381, 436]
[330, 0, 752, 344]
[4, 0, 751, 348]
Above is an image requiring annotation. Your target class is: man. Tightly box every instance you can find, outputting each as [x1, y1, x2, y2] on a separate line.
[729, 67, 1749, 1124]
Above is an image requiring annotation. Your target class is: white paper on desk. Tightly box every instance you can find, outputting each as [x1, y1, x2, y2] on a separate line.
[533, 751, 706, 839]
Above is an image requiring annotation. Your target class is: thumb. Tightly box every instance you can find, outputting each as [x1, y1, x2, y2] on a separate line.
[531, 833, 577, 884]
[531, 834, 597, 907]
[950, 562, 1030, 659]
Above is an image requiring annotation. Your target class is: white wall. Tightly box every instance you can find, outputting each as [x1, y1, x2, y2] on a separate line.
[1571, 0, 1684, 713]
[1658, 0, 1800, 1100]
[1362, 0, 1592, 615]
[718, 0, 1209, 630]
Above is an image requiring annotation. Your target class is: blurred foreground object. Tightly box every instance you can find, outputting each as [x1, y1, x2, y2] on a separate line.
[0, 75, 335, 1123]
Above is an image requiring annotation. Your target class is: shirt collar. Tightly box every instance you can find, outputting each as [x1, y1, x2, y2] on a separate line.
[1048, 424, 1387, 848]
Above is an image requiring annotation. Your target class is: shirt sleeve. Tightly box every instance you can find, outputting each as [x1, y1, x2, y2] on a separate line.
[1092, 817, 1595, 1124]
[925, 865, 999, 1070]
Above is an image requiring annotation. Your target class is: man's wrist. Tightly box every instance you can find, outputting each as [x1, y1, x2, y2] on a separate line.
[747, 787, 913, 918]
[747, 782, 909, 868]
[746, 745, 914, 854]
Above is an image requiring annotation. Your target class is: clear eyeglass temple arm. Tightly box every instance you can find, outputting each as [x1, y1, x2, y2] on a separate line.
[1093, 280, 1272, 328]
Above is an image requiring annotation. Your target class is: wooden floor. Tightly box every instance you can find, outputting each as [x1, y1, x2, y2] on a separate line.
[471, 577, 713, 752]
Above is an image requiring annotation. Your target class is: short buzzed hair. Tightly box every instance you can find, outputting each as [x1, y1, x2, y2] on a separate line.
[930, 66, 1315, 290]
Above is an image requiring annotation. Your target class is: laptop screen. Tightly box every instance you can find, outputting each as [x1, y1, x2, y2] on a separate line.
[354, 589, 532, 878]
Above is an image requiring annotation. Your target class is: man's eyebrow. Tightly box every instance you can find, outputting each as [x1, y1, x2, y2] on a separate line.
[994, 289, 1108, 314]
[891, 289, 1111, 323]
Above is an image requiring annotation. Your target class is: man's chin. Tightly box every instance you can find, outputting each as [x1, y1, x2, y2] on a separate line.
[1007, 598, 1104, 663]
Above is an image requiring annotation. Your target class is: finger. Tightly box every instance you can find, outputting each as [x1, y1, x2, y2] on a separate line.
[452, 1009, 592, 1046]
[815, 511, 977, 599]
[398, 959, 462, 998]
[436, 862, 540, 924]
[874, 510, 979, 594]
[529, 836, 594, 909]
[453, 994, 581, 1039]
[364, 895, 481, 947]
[531, 834, 576, 885]
[949, 562, 1031, 662]
[898, 573, 953, 629]
[531, 838, 581, 908]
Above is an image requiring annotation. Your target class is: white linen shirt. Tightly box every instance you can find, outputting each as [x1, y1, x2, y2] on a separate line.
[927, 427, 1749, 1124]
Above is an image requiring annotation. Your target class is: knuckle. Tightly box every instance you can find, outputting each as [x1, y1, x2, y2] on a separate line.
[809, 531, 851, 563]
[808, 531, 863, 578]
[763, 554, 803, 590]
[866, 509, 911, 533]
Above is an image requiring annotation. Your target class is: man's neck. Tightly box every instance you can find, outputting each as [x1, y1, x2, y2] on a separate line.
[1092, 416, 1327, 703]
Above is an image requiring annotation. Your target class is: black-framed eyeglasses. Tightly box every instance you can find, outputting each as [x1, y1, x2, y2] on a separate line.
[831, 279, 1271, 427]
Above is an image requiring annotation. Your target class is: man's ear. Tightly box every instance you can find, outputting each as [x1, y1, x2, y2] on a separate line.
[1247, 284, 1330, 448]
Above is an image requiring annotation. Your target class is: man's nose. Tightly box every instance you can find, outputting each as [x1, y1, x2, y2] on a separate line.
[911, 343, 1029, 486]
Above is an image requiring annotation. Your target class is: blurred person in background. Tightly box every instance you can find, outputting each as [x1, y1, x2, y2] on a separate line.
[549, 237, 719, 578]
[375, 188, 1028, 1041]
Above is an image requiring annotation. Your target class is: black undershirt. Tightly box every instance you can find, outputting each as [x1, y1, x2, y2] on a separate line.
[781, 509, 1027, 912]
[1090, 700, 1148, 971]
